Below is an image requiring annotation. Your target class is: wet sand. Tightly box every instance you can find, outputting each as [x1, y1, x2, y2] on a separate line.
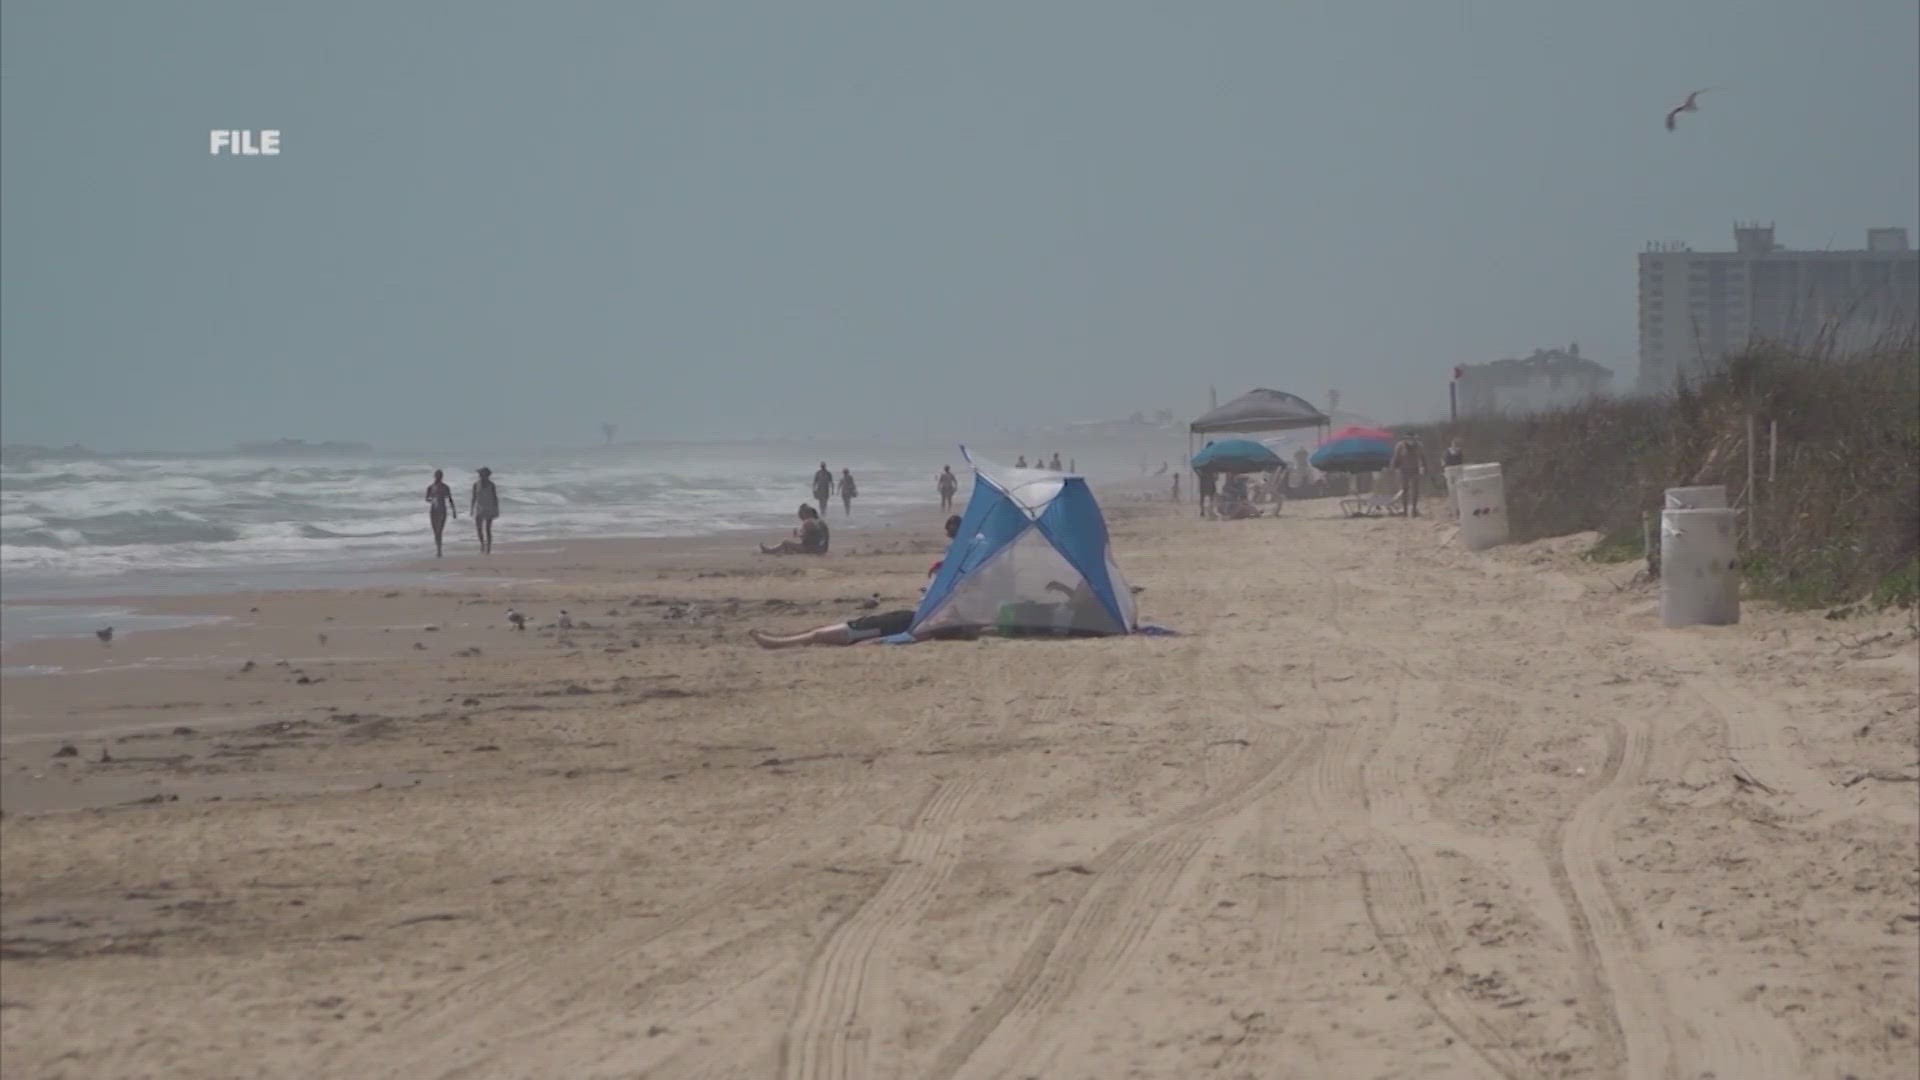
[2, 497, 1916, 1078]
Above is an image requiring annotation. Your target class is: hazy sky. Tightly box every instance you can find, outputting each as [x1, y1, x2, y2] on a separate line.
[3, 1, 1916, 450]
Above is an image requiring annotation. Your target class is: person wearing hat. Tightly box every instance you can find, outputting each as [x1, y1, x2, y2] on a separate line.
[470, 467, 500, 554]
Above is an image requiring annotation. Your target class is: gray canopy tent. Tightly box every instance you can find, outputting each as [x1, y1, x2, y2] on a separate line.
[1188, 388, 1331, 460]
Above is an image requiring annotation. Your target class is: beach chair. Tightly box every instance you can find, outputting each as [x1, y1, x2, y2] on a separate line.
[1340, 489, 1403, 517]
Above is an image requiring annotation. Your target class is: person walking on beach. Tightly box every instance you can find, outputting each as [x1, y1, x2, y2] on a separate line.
[470, 467, 500, 554]
[1171, 471, 1181, 503]
[1197, 468, 1217, 518]
[812, 463, 834, 517]
[425, 470, 458, 557]
[937, 465, 959, 511]
[838, 468, 858, 516]
[1391, 434, 1426, 518]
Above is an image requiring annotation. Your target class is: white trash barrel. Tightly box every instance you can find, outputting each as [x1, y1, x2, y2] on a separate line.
[1664, 485, 1728, 510]
[1455, 470, 1510, 551]
[1660, 507, 1739, 627]
[1453, 463, 1501, 516]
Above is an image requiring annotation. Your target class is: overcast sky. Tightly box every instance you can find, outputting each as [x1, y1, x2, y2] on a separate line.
[3, 0, 1915, 451]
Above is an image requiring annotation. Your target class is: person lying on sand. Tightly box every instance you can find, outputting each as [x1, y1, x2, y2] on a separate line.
[752, 516, 964, 649]
[759, 504, 830, 555]
[750, 577, 1110, 649]
[750, 609, 917, 649]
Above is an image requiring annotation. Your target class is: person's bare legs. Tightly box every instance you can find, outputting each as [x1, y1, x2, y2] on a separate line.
[431, 513, 447, 557]
[749, 624, 855, 649]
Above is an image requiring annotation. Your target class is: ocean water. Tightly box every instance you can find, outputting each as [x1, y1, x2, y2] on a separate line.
[1, 445, 1157, 645]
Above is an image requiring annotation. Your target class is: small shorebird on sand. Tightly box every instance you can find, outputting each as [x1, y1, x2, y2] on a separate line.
[96, 627, 114, 644]
[507, 609, 527, 631]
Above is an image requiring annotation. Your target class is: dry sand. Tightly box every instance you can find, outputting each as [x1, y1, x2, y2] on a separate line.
[2, 498, 1916, 1079]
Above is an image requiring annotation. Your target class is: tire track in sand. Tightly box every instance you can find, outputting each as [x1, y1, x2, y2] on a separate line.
[1553, 715, 1804, 1079]
[1657, 631, 1856, 824]
[1306, 690, 1535, 1080]
[779, 778, 982, 1080]
[1542, 720, 1641, 1077]
[925, 733, 1317, 1080]
[339, 767, 896, 1080]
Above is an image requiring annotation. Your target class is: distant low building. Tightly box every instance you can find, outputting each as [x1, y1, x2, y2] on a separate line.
[1457, 344, 1613, 416]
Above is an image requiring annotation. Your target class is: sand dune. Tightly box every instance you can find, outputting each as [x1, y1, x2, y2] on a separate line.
[3, 499, 1915, 1078]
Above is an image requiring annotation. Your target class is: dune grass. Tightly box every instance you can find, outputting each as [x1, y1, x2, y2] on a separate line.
[1410, 334, 1919, 609]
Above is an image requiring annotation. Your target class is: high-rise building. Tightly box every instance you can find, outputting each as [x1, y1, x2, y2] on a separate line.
[1636, 224, 1919, 394]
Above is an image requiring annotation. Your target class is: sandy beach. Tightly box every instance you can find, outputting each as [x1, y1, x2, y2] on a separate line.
[2, 497, 1915, 1079]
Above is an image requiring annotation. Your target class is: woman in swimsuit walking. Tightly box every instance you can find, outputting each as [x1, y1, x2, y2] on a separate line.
[425, 470, 458, 557]
[470, 467, 500, 554]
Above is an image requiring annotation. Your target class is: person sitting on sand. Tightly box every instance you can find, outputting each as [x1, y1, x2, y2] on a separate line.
[470, 467, 500, 554]
[924, 514, 964, 586]
[1015, 455, 1028, 468]
[425, 469, 458, 557]
[759, 504, 830, 555]
[1042, 577, 1117, 634]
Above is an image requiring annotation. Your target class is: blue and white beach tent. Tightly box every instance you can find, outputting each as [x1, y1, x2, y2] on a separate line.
[904, 449, 1138, 640]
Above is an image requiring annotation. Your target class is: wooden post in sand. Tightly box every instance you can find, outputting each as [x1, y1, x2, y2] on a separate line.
[1746, 414, 1759, 545]
[1769, 419, 1778, 483]
[1644, 510, 1658, 577]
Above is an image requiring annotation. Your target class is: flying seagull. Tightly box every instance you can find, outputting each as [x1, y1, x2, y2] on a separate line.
[1665, 88, 1715, 131]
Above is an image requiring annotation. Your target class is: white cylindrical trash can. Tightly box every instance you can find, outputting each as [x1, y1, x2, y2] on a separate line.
[1456, 470, 1510, 551]
[1660, 507, 1739, 627]
[1664, 485, 1728, 510]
